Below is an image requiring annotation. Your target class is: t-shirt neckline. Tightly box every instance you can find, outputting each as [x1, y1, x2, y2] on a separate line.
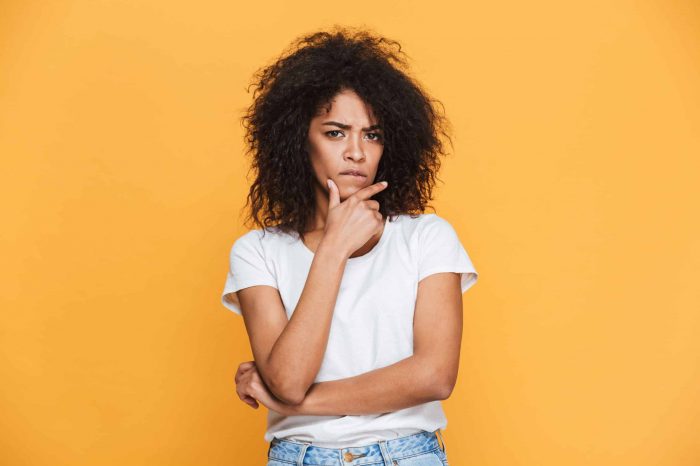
[297, 216, 392, 263]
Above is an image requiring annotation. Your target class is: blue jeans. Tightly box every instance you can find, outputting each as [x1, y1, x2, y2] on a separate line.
[266, 429, 449, 465]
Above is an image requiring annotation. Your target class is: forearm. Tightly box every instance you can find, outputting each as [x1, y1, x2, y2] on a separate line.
[267, 238, 348, 403]
[287, 354, 447, 416]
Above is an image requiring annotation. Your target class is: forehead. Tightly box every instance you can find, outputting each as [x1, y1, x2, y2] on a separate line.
[313, 89, 378, 123]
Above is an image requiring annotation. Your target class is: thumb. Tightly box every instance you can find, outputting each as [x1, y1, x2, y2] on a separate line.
[327, 178, 340, 209]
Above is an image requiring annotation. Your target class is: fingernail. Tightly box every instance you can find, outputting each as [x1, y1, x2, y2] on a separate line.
[327, 179, 332, 188]
[381, 181, 388, 186]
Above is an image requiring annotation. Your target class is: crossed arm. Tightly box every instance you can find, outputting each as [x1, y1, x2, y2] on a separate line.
[236, 271, 464, 416]
[283, 353, 448, 416]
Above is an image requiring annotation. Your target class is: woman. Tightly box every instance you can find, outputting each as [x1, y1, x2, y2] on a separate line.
[221, 26, 479, 466]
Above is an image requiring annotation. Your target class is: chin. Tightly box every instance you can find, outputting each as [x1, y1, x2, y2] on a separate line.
[340, 185, 362, 196]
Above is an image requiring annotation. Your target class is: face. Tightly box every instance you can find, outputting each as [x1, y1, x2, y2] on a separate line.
[306, 88, 384, 202]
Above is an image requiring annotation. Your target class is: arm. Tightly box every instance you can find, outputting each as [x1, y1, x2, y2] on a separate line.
[288, 354, 441, 416]
[287, 271, 464, 415]
[232, 182, 390, 406]
[236, 237, 348, 405]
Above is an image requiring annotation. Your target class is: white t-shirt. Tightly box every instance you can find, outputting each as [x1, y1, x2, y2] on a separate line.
[221, 213, 478, 447]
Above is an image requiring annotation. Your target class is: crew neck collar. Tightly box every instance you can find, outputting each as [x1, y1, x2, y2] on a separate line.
[297, 215, 392, 263]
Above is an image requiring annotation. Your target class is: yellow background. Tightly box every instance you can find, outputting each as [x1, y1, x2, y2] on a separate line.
[2, 0, 699, 465]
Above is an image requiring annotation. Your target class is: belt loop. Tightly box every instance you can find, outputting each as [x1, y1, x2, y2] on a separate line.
[297, 443, 310, 466]
[378, 439, 395, 465]
[435, 429, 446, 453]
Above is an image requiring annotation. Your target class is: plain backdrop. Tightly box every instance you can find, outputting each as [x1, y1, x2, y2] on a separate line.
[1, 1, 699, 465]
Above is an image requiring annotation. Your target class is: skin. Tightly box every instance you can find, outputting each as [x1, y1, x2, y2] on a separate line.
[303, 87, 387, 256]
[231, 89, 464, 416]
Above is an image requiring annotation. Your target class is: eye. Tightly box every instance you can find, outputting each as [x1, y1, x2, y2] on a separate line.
[325, 130, 344, 138]
[367, 132, 383, 142]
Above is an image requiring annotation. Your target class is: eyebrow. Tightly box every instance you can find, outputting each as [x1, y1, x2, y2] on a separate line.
[322, 121, 383, 131]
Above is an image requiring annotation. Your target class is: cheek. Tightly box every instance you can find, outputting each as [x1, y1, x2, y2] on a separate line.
[369, 149, 383, 172]
[309, 143, 342, 174]
[309, 154, 331, 178]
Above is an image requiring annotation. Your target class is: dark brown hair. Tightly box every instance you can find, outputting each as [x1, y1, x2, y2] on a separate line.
[239, 25, 453, 240]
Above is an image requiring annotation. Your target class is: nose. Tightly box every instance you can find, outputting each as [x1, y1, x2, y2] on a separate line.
[343, 133, 365, 161]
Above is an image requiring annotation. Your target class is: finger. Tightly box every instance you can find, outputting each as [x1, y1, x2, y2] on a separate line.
[235, 365, 254, 383]
[363, 199, 380, 211]
[235, 361, 254, 374]
[327, 178, 340, 209]
[351, 180, 388, 202]
[238, 361, 255, 372]
[250, 370, 264, 384]
[243, 395, 259, 409]
[236, 362, 254, 377]
[235, 369, 249, 384]
[237, 387, 260, 409]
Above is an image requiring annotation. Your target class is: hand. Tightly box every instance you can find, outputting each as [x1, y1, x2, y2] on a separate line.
[234, 361, 300, 416]
[324, 178, 388, 258]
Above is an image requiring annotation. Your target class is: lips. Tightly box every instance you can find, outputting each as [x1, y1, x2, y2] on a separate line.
[340, 170, 367, 177]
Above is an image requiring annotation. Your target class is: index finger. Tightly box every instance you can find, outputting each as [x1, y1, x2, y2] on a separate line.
[350, 181, 388, 201]
[235, 361, 255, 377]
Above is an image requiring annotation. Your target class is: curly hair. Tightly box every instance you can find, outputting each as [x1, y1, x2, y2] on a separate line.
[239, 25, 453, 241]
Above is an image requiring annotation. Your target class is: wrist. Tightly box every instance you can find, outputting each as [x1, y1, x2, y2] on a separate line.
[290, 385, 320, 416]
[317, 235, 350, 262]
[284, 395, 309, 416]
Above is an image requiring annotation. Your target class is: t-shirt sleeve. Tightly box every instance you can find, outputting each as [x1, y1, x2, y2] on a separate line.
[221, 230, 278, 315]
[417, 215, 479, 294]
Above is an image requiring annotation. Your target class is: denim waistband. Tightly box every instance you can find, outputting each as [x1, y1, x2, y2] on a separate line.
[268, 429, 446, 465]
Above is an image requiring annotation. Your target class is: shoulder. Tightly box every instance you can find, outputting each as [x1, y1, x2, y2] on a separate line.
[230, 226, 288, 257]
[231, 229, 262, 252]
[391, 212, 456, 239]
[386, 213, 460, 258]
[416, 213, 454, 230]
[418, 213, 460, 239]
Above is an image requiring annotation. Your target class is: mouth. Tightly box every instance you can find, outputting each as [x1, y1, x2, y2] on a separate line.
[339, 170, 367, 177]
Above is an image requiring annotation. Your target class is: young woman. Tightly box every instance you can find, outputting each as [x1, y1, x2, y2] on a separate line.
[221, 27, 479, 466]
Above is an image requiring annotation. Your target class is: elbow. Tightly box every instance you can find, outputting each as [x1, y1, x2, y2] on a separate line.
[276, 388, 306, 406]
[264, 355, 317, 405]
[435, 381, 454, 400]
[268, 377, 308, 406]
[432, 368, 457, 401]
